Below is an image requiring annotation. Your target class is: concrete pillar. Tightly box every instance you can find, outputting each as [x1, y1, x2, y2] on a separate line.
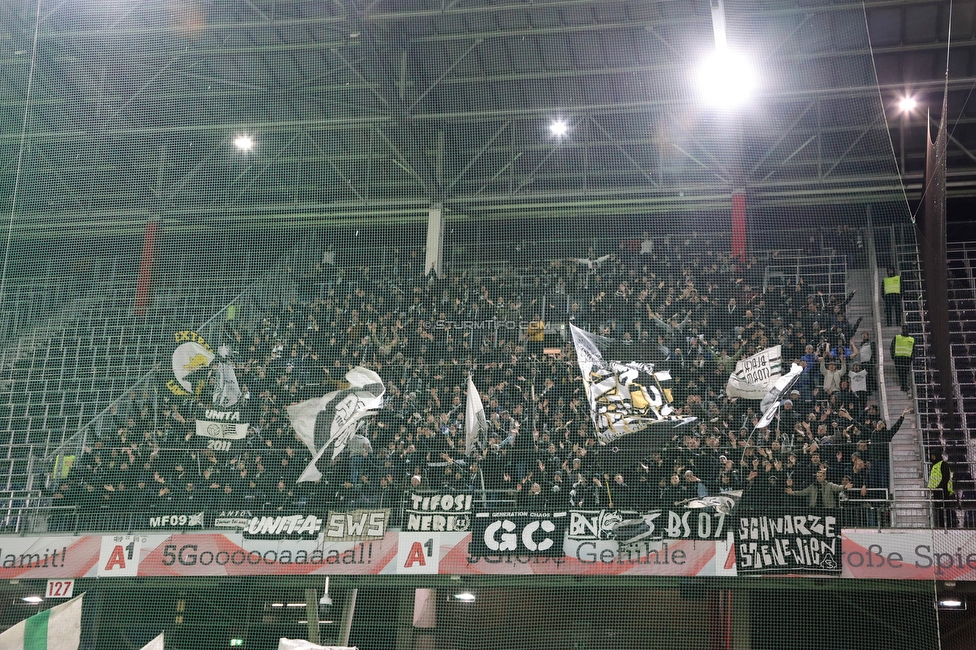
[413, 588, 437, 650]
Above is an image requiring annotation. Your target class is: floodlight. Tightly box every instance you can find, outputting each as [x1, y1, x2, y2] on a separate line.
[234, 135, 255, 151]
[22, 596, 43, 604]
[549, 119, 569, 137]
[938, 598, 965, 609]
[453, 591, 476, 602]
[697, 50, 757, 109]
[898, 97, 917, 112]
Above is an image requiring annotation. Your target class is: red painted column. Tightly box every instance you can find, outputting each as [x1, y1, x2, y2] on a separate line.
[708, 589, 734, 650]
[133, 218, 160, 316]
[731, 190, 747, 260]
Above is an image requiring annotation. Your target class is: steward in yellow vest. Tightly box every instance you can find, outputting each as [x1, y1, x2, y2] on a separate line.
[890, 326, 915, 392]
[883, 274, 901, 295]
[883, 267, 902, 326]
[928, 451, 956, 528]
[892, 333, 914, 357]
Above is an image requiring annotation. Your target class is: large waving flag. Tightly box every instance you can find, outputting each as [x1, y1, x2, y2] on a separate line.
[287, 366, 385, 483]
[756, 362, 805, 429]
[0, 593, 83, 650]
[465, 374, 488, 455]
[570, 324, 692, 444]
[726, 344, 783, 399]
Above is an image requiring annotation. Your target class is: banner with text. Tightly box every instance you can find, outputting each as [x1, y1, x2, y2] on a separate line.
[195, 405, 249, 457]
[323, 509, 390, 542]
[734, 513, 842, 575]
[405, 493, 473, 533]
[468, 511, 569, 558]
[726, 345, 783, 400]
[1, 528, 976, 578]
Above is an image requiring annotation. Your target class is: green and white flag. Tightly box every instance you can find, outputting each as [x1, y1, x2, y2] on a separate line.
[140, 633, 164, 650]
[0, 594, 83, 650]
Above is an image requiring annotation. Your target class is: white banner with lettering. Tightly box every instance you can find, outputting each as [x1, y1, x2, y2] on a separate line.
[726, 345, 783, 400]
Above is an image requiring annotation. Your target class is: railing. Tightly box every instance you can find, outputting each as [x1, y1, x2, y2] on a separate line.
[0, 486, 912, 536]
[763, 251, 847, 298]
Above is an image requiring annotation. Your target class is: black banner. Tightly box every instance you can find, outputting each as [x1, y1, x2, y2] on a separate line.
[323, 509, 390, 541]
[241, 514, 323, 539]
[469, 510, 569, 558]
[568, 508, 730, 544]
[405, 493, 473, 532]
[734, 513, 841, 574]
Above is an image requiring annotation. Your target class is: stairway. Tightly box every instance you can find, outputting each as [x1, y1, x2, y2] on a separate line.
[846, 269, 929, 528]
[881, 321, 930, 528]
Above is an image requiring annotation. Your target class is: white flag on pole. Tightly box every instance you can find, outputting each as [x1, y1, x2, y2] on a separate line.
[756, 362, 805, 429]
[211, 344, 242, 408]
[465, 374, 488, 455]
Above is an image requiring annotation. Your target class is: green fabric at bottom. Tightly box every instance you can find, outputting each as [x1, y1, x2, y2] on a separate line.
[23, 608, 50, 650]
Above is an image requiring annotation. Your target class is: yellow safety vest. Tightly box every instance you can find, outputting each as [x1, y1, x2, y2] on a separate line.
[893, 335, 915, 357]
[883, 275, 901, 295]
[928, 460, 955, 495]
[53, 454, 75, 479]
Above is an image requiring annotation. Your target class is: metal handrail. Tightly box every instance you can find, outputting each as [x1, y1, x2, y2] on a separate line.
[0, 484, 911, 536]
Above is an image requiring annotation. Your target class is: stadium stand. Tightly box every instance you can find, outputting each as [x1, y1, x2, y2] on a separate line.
[0, 229, 915, 535]
[4, 0, 976, 647]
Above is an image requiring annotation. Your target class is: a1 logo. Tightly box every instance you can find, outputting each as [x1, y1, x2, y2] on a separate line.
[396, 533, 440, 575]
[97, 535, 144, 577]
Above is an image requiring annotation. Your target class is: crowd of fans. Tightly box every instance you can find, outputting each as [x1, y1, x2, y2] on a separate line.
[48, 231, 898, 529]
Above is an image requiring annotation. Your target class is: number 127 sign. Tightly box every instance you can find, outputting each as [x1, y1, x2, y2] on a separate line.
[46, 579, 74, 599]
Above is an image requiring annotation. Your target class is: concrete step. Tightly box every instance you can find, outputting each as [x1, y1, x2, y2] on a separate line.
[891, 442, 920, 450]
[892, 513, 931, 528]
[893, 488, 928, 497]
[892, 454, 921, 464]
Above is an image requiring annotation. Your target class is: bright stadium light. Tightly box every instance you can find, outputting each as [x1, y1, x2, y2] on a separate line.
[898, 96, 917, 112]
[549, 119, 569, 137]
[453, 591, 476, 602]
[938, 598, 965, 610]
[234, 135, 255, 151]
[697, 50, 757, 109]
[22, 596, 43, 604]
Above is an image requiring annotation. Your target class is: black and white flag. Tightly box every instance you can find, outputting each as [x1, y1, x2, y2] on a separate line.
[287, 366, 385, 483]
[570, 324, 693, 444]
[734, 513, 842, 574]
[756, 362, 804, 429]
[465, 374, 488, 455]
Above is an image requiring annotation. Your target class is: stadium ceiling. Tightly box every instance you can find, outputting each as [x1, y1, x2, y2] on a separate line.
[0, 0, 973, 238]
